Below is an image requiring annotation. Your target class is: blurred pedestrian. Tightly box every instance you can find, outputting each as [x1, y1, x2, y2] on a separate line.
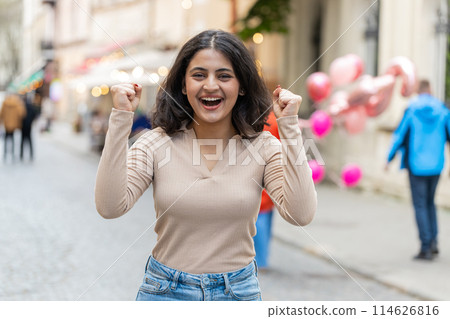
[89, 109, 108, 152]
[128, 109, 152, 146]
[253, 111, 279, 270]
[40, 96, 54, 132]
[386, 79, 450, 261]
[0, 93, 26, 161]
[95, 30, 317, 301]
[20, 94, 38, 161]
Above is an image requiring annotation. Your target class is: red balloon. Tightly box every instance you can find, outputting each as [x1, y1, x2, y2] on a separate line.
[310, 110, 333, 138]
[385, 56, 417, 97]
[306, 72, 331, 102]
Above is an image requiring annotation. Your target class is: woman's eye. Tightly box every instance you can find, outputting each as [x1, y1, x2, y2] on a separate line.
[219, 74, 232, 80]
[192, 73, 205, 78]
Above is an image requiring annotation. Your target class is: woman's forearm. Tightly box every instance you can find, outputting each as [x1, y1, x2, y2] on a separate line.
[95, 109, 135, 219]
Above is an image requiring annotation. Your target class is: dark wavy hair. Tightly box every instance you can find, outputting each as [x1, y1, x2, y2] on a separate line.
[151, 29, 272, 138]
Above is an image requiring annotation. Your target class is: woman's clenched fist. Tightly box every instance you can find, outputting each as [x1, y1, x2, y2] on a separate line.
[272, 86, 302, 119]
[111, 83, 142, 112]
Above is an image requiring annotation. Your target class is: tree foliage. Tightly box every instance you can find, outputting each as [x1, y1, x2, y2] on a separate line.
[236, 0, 291, 41]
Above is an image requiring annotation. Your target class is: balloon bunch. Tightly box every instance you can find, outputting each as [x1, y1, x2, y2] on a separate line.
[308, 159, 363, 187]
[305, 54, 417, 187]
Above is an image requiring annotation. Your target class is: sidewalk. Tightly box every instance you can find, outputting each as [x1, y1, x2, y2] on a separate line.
[273, 183, 450, 301]
[46, 121, 450, 301]
[43, 121, 99, 159]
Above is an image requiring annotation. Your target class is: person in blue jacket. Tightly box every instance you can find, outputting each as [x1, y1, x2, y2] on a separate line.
[386, 79, 450, 260]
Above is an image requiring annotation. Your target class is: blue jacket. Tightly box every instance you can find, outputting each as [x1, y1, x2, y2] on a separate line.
[387, 93, 450, 176]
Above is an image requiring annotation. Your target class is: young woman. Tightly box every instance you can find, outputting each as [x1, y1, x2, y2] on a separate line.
[95, 29, 317, 301]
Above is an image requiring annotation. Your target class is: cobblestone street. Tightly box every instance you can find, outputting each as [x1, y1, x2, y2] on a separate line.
[0, 131, 418, 301]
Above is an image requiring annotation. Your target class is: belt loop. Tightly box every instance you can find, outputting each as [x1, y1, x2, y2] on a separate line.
[223, 273, 231, 295]
[171, 270, 180, 290]
[253, 259, 258, 276]
[145, 255, 151, 272]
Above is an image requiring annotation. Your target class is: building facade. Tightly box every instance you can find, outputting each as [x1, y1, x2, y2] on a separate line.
[0, 0, 23, 91]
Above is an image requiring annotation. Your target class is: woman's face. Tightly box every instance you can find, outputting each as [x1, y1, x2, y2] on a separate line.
[184, 48, 240, 129]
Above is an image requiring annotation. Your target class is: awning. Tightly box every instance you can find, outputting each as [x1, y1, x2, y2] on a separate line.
[69, 49, 177, 88]
[8, 63, 46, 93]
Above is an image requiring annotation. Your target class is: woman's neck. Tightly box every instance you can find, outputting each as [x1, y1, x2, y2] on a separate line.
[189, 121, 237, 141]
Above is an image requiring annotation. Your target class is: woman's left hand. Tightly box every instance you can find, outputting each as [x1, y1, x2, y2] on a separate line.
[272, 86, 302, 118]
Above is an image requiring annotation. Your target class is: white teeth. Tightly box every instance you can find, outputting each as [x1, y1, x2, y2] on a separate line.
[202, 97, 221, 101]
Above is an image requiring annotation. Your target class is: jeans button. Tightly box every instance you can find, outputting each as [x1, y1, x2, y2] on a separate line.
[202, 277, 210, 285]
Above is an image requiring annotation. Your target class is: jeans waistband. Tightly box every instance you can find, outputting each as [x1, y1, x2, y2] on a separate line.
[145, 256, 257, 289]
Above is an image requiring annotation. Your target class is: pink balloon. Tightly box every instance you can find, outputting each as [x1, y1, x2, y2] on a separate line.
[308, 160, 325, 184]
[385, 56, 417, 97]
[328, 91, 349, 116]
[341, 164, 362, 187]
[364, 74, 396, 117]
[347, 75, 377, 107]
[343, 106, 367, 134]
[306, 72, 331, 102]
[348, 54, 364, 80]
[329, 54, 365, 87]
[310, 110, 333, 138]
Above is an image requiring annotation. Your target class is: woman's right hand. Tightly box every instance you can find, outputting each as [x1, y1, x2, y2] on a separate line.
[110, 83, 142, 112]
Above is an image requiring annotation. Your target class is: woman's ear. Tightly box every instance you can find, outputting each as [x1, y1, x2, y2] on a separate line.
[182, 81, 187, 95]
[239, 88, 245, 96]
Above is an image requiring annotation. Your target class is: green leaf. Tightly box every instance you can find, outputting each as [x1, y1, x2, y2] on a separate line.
[235, 0, 291, 41]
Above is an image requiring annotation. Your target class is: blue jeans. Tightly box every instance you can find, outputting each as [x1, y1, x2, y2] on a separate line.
[408, 172, 440, 252]
[136, 256, 262, 301]
[253, 210, 273, 268]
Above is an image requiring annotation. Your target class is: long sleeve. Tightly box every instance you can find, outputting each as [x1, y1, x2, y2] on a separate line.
[387, 109, 411, 163]
[95, 108, 153, 219]
[263, 115, 317, 226]
[446, 113, 450, 143]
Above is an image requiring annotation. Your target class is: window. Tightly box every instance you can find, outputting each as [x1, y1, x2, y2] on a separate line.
[364, 0, 379, 76]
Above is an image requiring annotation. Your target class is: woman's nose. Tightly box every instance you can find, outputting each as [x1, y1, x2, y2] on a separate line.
[203, 76, 219, 91]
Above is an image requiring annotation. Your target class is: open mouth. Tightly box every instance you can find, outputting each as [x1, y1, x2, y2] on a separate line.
[200, 97, 223, 108]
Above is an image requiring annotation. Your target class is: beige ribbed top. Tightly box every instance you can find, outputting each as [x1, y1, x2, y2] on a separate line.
[95, 108, 317, 273]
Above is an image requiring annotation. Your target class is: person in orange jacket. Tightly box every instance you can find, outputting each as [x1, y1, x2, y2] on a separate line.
[0, 94, 26, 160]
[253, 111, 280, 270]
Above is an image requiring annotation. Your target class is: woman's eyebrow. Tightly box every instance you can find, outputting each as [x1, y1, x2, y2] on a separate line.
[189, 67, 207, 73]
[188, 67, 234, 73]
[216, 68, 233, 73]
